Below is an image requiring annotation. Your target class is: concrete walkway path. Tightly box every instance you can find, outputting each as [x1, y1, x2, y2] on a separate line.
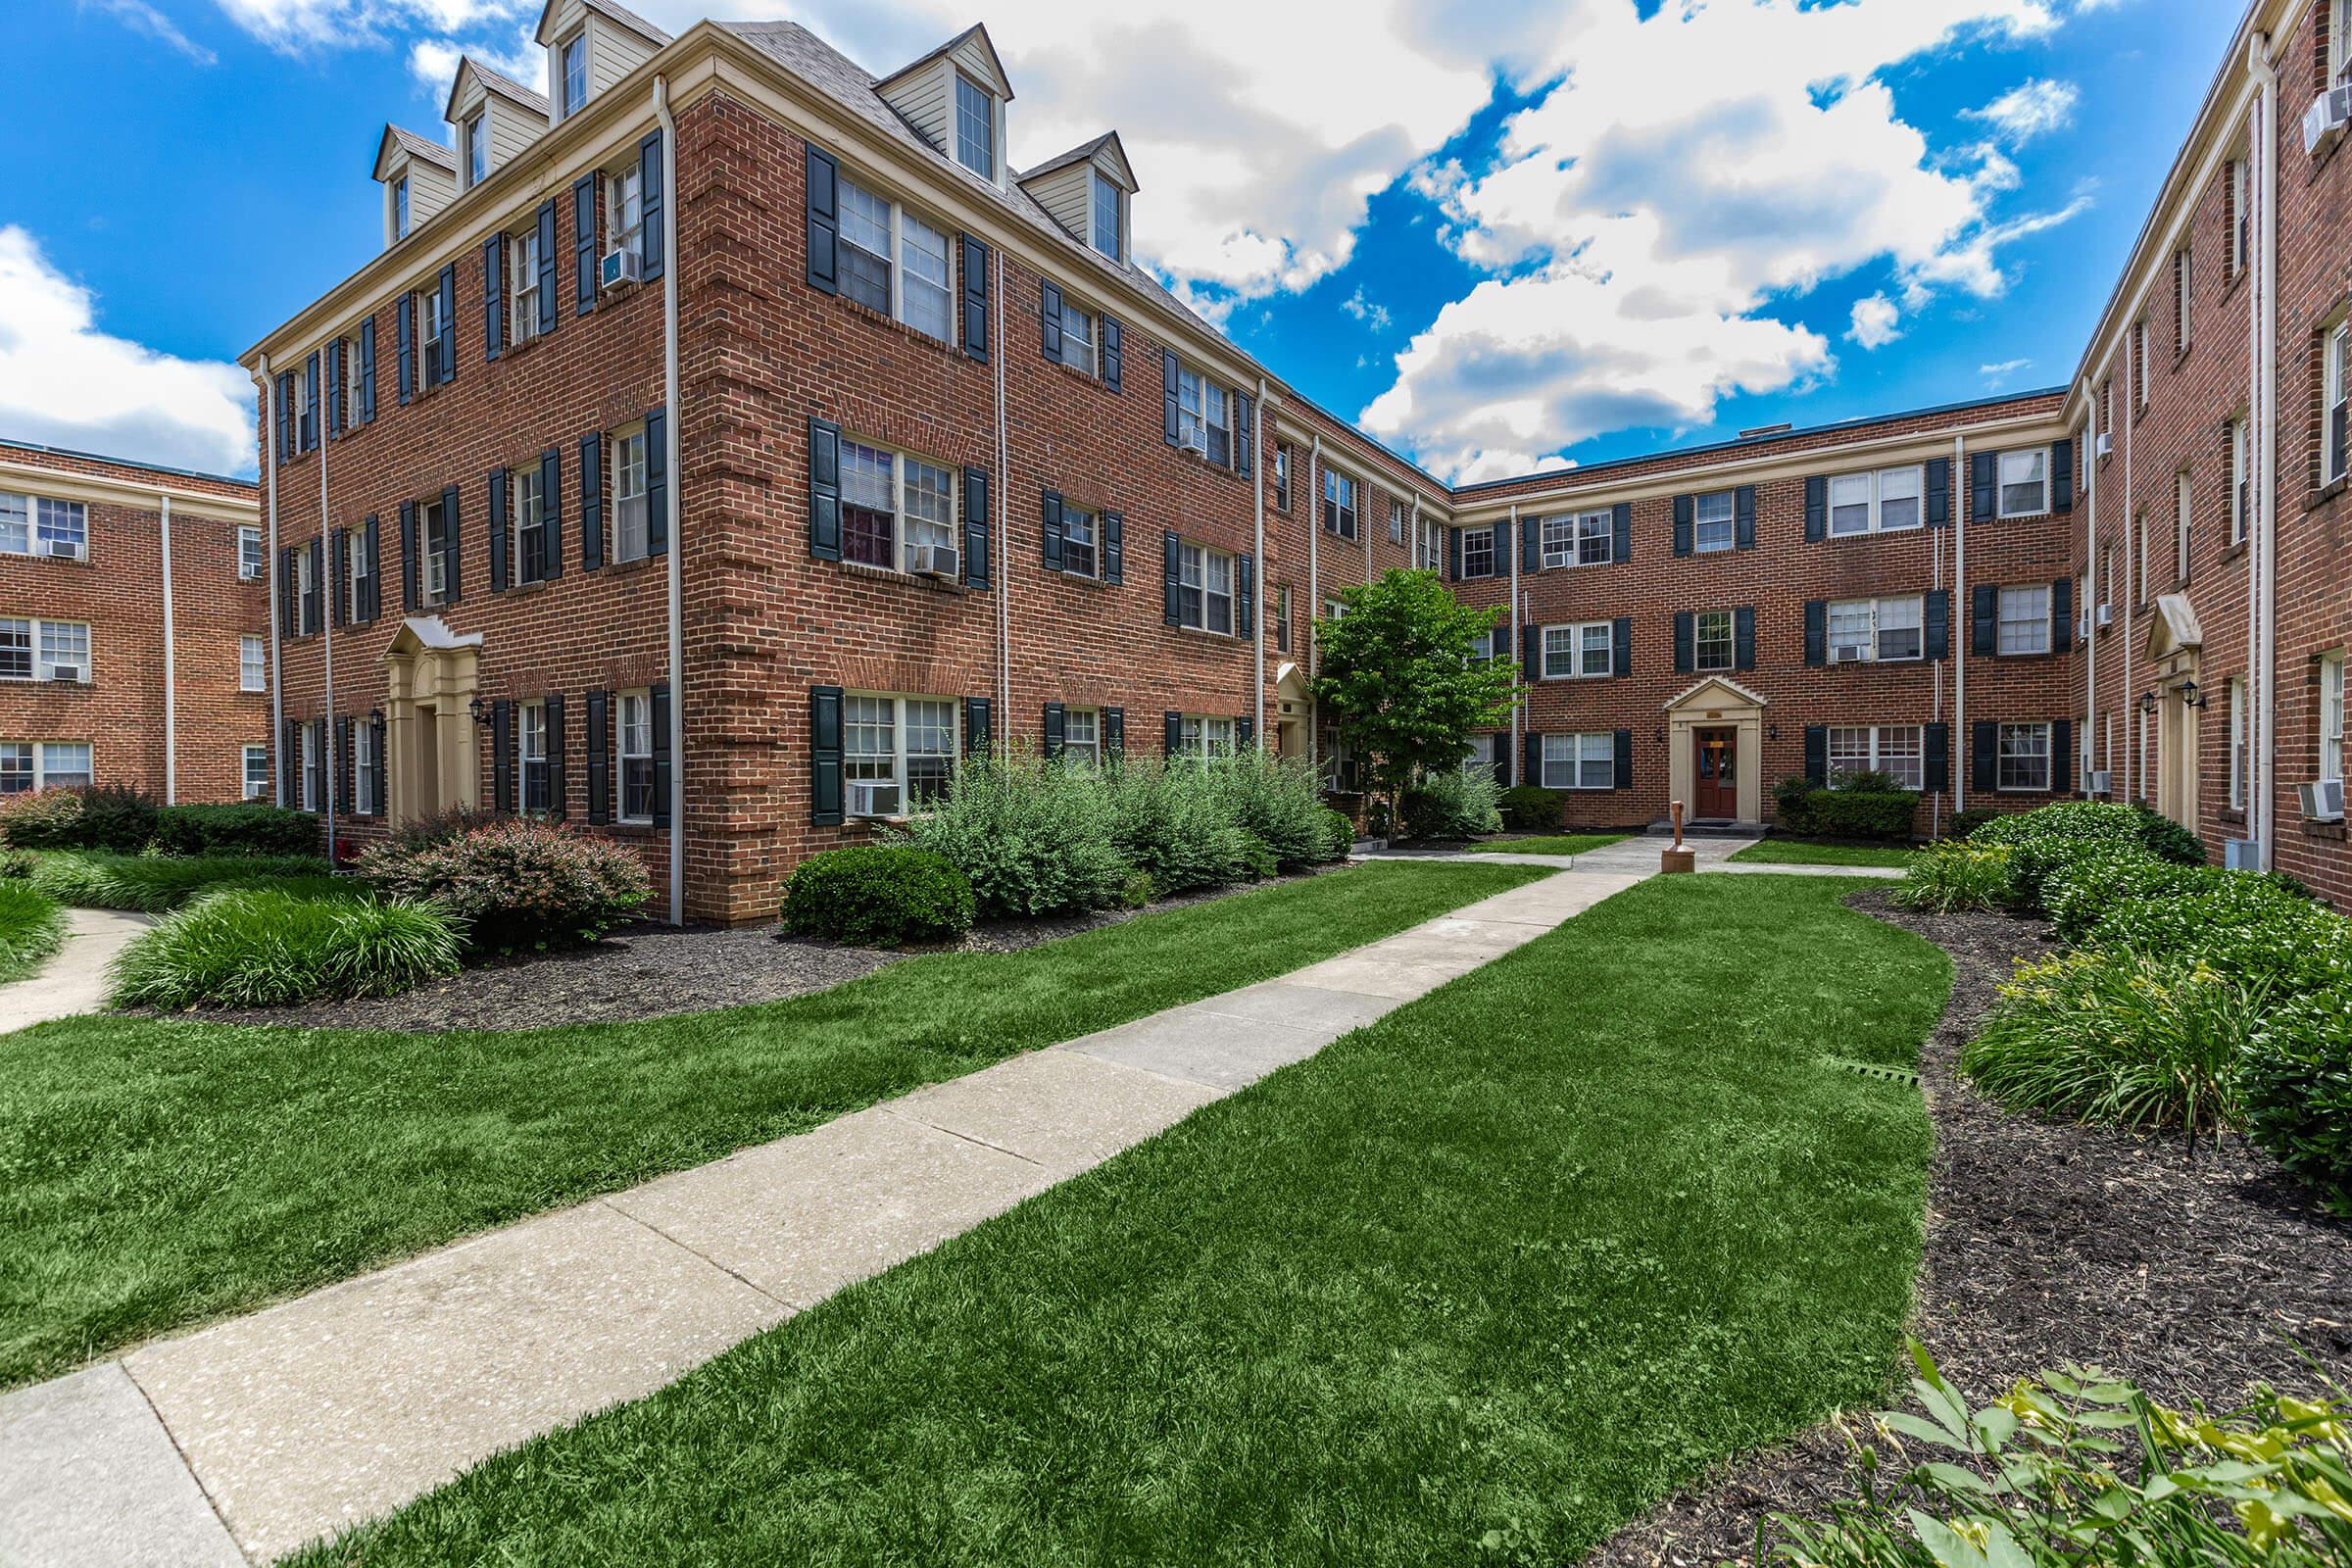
[1, 843, 1752, 1566]
[0, 908, 151, 1035]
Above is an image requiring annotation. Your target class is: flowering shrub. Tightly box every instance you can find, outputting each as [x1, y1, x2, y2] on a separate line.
[1890, 842, 2014, 912]
[0, 789, 85, 850]
[357, 819, 651, 955]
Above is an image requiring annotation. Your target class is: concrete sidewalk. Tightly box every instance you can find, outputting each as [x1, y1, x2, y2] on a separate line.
[2, 855, 1694, 1566]
[0, 908, 152, 1036]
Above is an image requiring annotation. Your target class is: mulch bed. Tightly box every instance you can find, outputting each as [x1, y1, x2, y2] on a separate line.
[1592, 887, 2352, 1568]
[182, 867, 1338, 1034]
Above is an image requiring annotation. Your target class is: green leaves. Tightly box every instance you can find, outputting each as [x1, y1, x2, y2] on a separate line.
[1308, 569, 1521, 804]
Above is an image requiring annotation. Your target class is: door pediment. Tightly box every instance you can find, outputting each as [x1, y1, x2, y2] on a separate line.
[1661, 675, 1768, 714]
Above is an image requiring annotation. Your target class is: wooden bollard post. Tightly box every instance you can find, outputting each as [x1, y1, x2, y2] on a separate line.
[1661, 800, 1696, 874]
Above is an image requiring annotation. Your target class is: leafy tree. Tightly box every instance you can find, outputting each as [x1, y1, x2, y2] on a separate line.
[1309, 568, 1522, 834]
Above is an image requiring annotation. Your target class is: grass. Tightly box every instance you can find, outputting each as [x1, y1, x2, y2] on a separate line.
[0, 859, 1542, 1389]
[27, 850, 334, 911]
[1469, 832, 1632, 856]
[1731, 840, 1918, 868]
[0, 882, 65, 985]
[296, 873, 1950, 1568]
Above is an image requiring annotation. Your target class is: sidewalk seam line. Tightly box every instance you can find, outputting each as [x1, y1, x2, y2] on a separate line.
[875, 1104, 1062, 1167]
[598, 1200, 799, 1314]
[118, 1355, 253, 1567]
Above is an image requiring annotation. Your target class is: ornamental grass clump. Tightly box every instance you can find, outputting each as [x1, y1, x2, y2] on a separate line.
[1891, 842, 2015, 912]
[357, 818, 650, 955]
[0, 880, 65, 984]
[30, 850, 335, 912]
[108, 886, 463, 1009]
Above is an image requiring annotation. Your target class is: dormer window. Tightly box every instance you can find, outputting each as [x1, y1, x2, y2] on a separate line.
[954, 74, 995, 179]
[394, 175, 412, 238]
[560, 32, 587, 116]
[465, 113, 486, 187]
[1091, 171, 1123, 262]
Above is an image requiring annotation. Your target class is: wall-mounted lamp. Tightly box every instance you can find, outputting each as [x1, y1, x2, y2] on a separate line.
[2178, 679, 2209, 710]
[468, 695, 489, 728]
[2138, 689, 2160, 718]
[368, 705, 383, 724]
[1653, 725, 1666, 745]
[1766, 722, 1779, 742]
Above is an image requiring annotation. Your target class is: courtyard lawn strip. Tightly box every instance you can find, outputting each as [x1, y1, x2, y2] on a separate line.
[1730, 841, 1918, 868]
[1468, 832, 1632, 856]
[0, 860, 1544, 1390]
[298, 872, 1949, 1568]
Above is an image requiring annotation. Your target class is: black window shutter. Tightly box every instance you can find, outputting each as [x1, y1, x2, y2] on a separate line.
[1734, 486, 1756, 550]
[1612, 615, 1632, 676]
[440, 483, 463, 601]
[1735, 606, 1756, 669]
[325, 341, 343, 437]
[1237, 554, 1255, 637]
[1612, 502, 1632, 563]
[545, 693, 567, 819]
[399, 500, 418, 611]
[1163, 710, 1182, 755]
[1446, 526, 1462, 581]
[277, 545, 293, 635]
[1237, 714, 1255, 751]
[1803, 476, 1827, 542]
[1805, 725, 1829, 785]
[1101, 317, 1122, 390]
[1926, 457, 1951, 527]
[1674, 610, 1694, 673]
[1524, 731, 1543, 788]
[1970, 452, 1997, 519]
[395, 295, 414, 405]
[804, 143, 839, 293]
[650, 681, 673, 828]
[1235, 392, 1254, 477]
[638, 131, 664, 278]
[487, 467, 510, 593]
[362, 514, 380, 620]
[1672, 495, 1693, 557]
[808, 686, 842, 825]
[961, 466, 990, 590]
[963, 697, 992, 759]
[1102, 510, 1124, 585]
[492, 699, 514, 814]
[359, 316, 376, 423]
[540, 448, 564, 579]
[1521, 514, 1539, 572]
[1972, 583, 1998, 656]
[278, 717, 295, 802]
[586, 687, 610, 824]
[483, 232, 506, 361]
[2051, 576, 2074, 654]
[1925, 721, 1950, 792]
[369, 711, 387, 813]
[1161, 349, 1180, 444]
[2052, 719, 2074, 794]
[329, 528, 347, 628]
[1613, 729, 1633, 789]
[1042, 703, 1065, 759]
[436, 264, 456, 384]
[1493, 734, 1512, 787]
[1040, 279, 1063, 362]
[1042, 490, 1064, 572]
[2051, 439, 2075, 512]
[959, 234, 990, 362]
[1521, 624, 1539, 684]
[1804, 601, 1827, 665]
[1162, 529, 1180, 625]
[1103, 707, 1124, 760]
[579, 433, 604, 571]
[306, 538, 323, 632]
[1926, 588, 1950, 660]
[573, 173, 599, 315]
[645, 405, 668, 555]
[273, 372, 290, 461]
[1972, 720, 1998, 793]
[536, 201, 559, 336]
[1489, 522, 1506, 573]
[303, 351, 319, 449]
[807, 415, 839, 561]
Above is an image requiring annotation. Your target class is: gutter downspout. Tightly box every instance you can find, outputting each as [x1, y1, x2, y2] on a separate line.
[1306, 433, 1321, 772]
[1507, 503, 1521, 785]
[2082, 386, 2098, 807]
[1932, 485, 1944, 838]
[2249, 30, 2279, 868]
[657, 75, 684, 926]
[1252, 377, 1267, 750]
[320, 383, 336, 864]
[160, 493, 176, 806]
[2123, 318, 2138, 803]
[1953, 432, 1968, 816]
[996, 249, 1010, 758]
[258, 355, 282, 809]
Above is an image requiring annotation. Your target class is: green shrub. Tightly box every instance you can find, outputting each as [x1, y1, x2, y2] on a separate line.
[2242, 988, 2352, 1217]
[0, 849, 34, 879]
[358, 819, 651, 954]
[1943, 806, 1999, 840]
[1969, 803, 2206, 907]
[74, 786, 163, 851]
[0, 789, 85, 849]
[1398, 767, 1501, 840]
[896, 757, 1131, 917]
[1498, 784, 1561, 832]
[1316, 806, 1356, 860]
[109, 887, 463, 1009]
[152, 803, 320, 858]
[1963, 949, 2259, 1138]
[780, 846, 975, 948]
[2084, 875, 2352, 998]
[0, 880, 65, 984]
[1102, 758, 1254, 898]
[1234, 832, 1279, 882]
[2039, 842, 2214, 939]
[30, 851, 334, 911]
[1776, 774, 1919, 841]
[1891, 842, 2014, 912]
[1209, 751, 1330, 869]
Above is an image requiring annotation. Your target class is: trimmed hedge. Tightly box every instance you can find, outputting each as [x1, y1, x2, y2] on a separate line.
[358, 819, 651, 954]
[30, 851, 333, 912]
[1498, 785, 1562, 832]
[2242, 990, 2352, 1215]
[1774, 774, 1918, 842]
[1398, 768, 1501, 840]
[781, 846, 975, 948]
[152, 804, 320, 858]
[108, 886, 463, 1009]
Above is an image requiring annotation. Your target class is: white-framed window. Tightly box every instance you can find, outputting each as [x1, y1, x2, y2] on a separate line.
[1388, 499, 1405, 546]
[1091, 170, 1124, 262]
[845, 693, 957, 816]
[519, 700, 549, 814]
[1175, 713, 1237, 760]
[612, 423, 650, 563]
[416, 283, 446, 384]
[608, 166, 644, 261]
[1061, 707, 1101, 767]
[2228, 676, 2247, 810]
[2230, 416, 2249, 544]
[238, 524, 265, 580]
[838, 174, 954, 344]
[1273, 446, 1291, 512]
[1175, 365, 1231, 464]
[2322, 653, 2346, 787]
[2174, 247, 2193, 353]
[420, 495, 449, 605]
[1053, 293, 1097, 375]
[394, 174, 411, 238]
[299, 722, 319, 810]
[295, 540, 318, 634]
[560, 31, 588, 117]
[1827, 595, 1925, 663]
[1693, 609, 1735, 672]
[1828, 466, 1924, 536]
[1692, 490, 1735, 553]
[2325, 321, 2350, 487]
[242, 743, 270, 801]
[466, 112, 487, 188]
[1540, 509, 1613, 568]
[1997, 722, 2052, 793]
[510, 224, 541, 344]
[344, 529, 370, 622]
[1542, 732, 1615, 791]
[2176, 469, 2193, 583]
[513, 463, 547, 585]
[618, 688, 656, 822]
[954, 74, 995, 180]
[0, 618, 90, 682]
[2230, 158, 2249, 276]
[1997, 585, 2050, 656]
[353, 722, 376, 815]
[240, 634, 266, 692]
[1462, 733, 1504, 780]
[3, 496, 88, 560]
[1460, 525, 1494, 578]
[1827, 725, 1925, 791]
[2133, 320, 2149, 405]
[340, 330, 364, 424]
[1176, 541, 1235, 635]
[840, 438, 956, 572]
[1060, 504, 1099, 579]
[1419, 516, 1444, 570]
[1323, 469, 1357, 539]
[1541, 620, 1613, 680]
[0, 741, 92, 793]
[1998, 449, 2050, 517]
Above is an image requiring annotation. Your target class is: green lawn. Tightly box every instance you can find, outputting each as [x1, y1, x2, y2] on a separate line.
[1730, 840, 1918, 868]
[0, 860, 1543, 1390]
[297, 874, 1949, 1568]
[1468, 832, 1632, 857]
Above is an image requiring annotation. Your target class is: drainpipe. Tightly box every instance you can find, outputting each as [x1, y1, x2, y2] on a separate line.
[656, 75, 683, 925]
[159, 493, 176, 805]
[2082, 384, 2098, 806]
[995, 248, 1010, 757]
[2249, 30, 2279, 868]
[1507, 502, 1521, 785]
[1952, 433, 1968, 815]
[2123, 317, 2138, 802]
[257, 355, 282, 807]
[1306, 432, 1321, 771]
[1932, 488, 1944, 838]
[1252, 377, 1267, 750]
[319, 361, 336, 864]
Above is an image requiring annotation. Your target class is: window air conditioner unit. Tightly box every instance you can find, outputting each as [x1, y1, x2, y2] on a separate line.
[2301, 778, 2346, 822]
[2087, 769, 2112, 797]
[1831, 645, 1867, 664]
[2304, 86, 2352, 156]
[845, 779, 901, 818]
[45, 664, 83, 684]
[2094, 431, 2114, 460]
[2095, 603, 2114, 627]
[2225, 838, 2265, 872]
[908, 543, 959, 580]
[2078, 614, 2093, 642]
[46, 539, 79, 560]
[1179, 429, 1207, 457]
[601, 248, 643, 288]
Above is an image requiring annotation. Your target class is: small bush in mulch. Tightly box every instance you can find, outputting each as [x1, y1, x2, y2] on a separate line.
[30, 850, 333, 912]
[1775, 773, 1918, 842]
[358, 818, 651, 956]
[109, 885, 464, 1009]
[152, 803, 320, 858]
[1316, 807, 1356, 860]
[2243, 991, 2352, 1217]
[895, 757, 1131, 918]
[1209, 750, 1335, 870]
[1399, 767, 1501, 840]
[1968, 801, 2204, 907]
[780, 846, 975, 949]
[1498, 785, 1563, 832]
[1102, 759, 1258, 902]
[1891, 842, 2013, 912]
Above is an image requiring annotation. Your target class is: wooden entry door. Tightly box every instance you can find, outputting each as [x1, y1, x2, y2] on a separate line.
[1693, 727, 1740, 819]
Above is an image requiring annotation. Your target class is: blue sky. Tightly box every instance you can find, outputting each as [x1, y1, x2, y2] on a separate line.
[0, 0, 2236, 481]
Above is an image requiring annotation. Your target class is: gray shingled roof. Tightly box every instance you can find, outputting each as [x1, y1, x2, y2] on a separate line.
[381, 124, 457, 172]
[467, 59, 551, 117]
[583, 0, 670, 45]
[1017, 132, 1118, 184]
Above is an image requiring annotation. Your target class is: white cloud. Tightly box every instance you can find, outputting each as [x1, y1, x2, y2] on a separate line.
[1964, 77, 2080, 144]
[85, 0, 217, 64]
[1342, 287, 1393, 331]
[1980, 356, 2032, 387]
[407, 22, 541, 101]
[0, 226, 252, 476]
[1848, 293, 1902, 349]
[213, 0, 526, 53]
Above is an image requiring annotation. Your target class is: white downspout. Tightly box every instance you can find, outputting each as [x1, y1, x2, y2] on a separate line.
[319, 369, 336, 863]
[1252, 377, 1267, 750]
[1306, 433, 1321, 771]
[2082, 393, 2097, 805]
[1953, 433, 1968, 815]
[656, 75, 684, 925]
[1507, 503, 1521, 785]
[1932, 487, 1944, 837]
[2249, 31, 2279, 868]
[159, 493, 176, 806]
[257, 355, 282, 808]
[995, 249, 1010, 757]
[2123, 322, 2138, 802]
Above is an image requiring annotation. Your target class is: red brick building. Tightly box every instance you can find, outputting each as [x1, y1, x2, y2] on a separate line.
[0, 440, 266, 806]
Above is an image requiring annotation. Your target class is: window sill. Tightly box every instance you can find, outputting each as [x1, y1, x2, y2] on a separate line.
[2222, 539, 2250, 564]
[1041, 355, 1115, 395]
[836, 558, 972, 593]
[826, 292, 967, 363]
[1047, 565, 1116, 590]
[1172, 622, 1241, 642]
[2219, 807, 2247, 826]
[7, 552, 94, 568]
[2173, 345, 2193, 373]
[1168, 443, 1249, 485]
[600, 552, 666, 579]
[2302, 816, 2348, 841]
[2307, 475, 2349, 513]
